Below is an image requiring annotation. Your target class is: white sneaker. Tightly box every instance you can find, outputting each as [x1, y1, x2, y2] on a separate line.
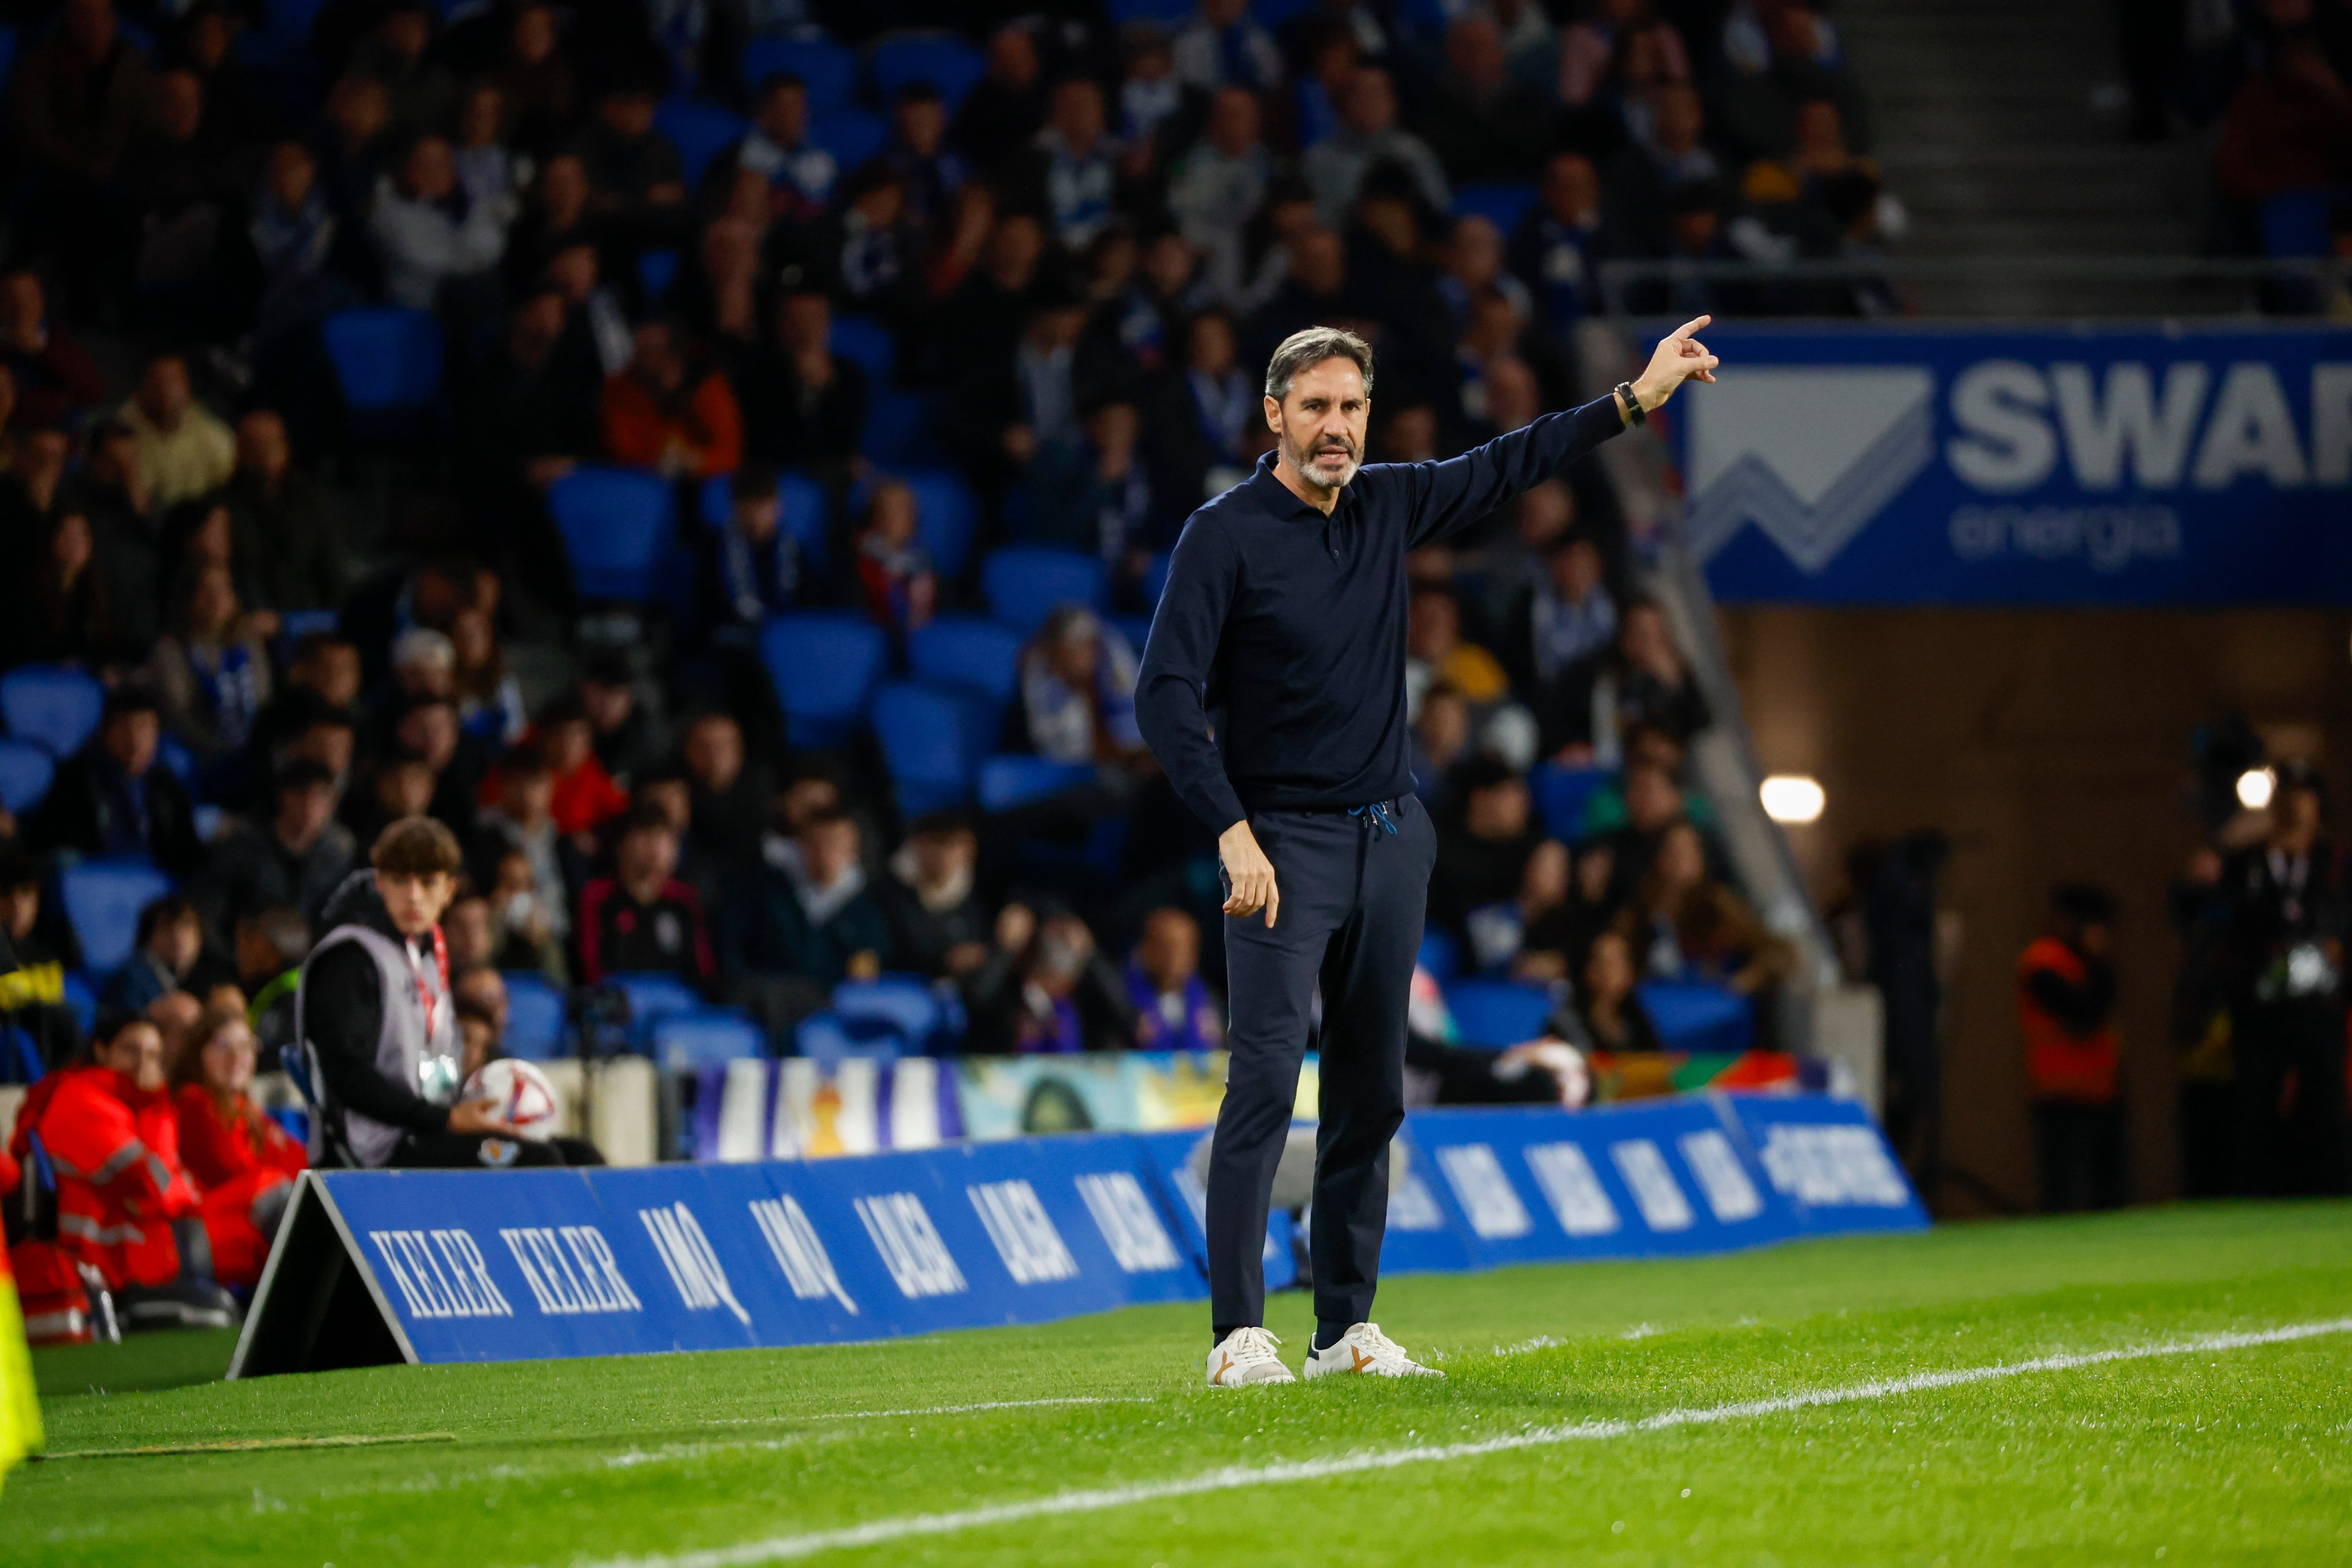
[1206, 1326, 1296, 1387]
[1302, 1322, 1444, 1379]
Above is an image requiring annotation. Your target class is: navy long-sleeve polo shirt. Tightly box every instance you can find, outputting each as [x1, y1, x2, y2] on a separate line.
[1136, 394, 1628, 833]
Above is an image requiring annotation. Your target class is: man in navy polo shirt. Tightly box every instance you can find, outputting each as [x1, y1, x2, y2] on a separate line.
[1137, 316, 1719, 1387]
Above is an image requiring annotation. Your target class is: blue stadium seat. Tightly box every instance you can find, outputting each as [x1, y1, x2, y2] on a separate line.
[809, 111, 888, 167]
[323, 306, 443, 411]
[607, 972, 704, 1045]
[896, 467, 976, 575]
[60, 859, 175, 974]
[908, 614, 1023, 707]
[981, 545, 1107, 633]
[500, 971, 568, 1061]
[759, 611, 889, 747]
[1453, 180, 1538, 235]
[549, 466, 675, 601]
[1143, 550, 1172, 604]
[977, 755, 1094, 812]
[2260, 188, 2342, 258]
[0, 665, 105, 756]
[1107, 0, 1191, 21]
[830, 315, 896, 382]
[1532, 762, 1612, 842]
[859, 387, 939, 466]
[60, 971, 95, 1035]
[870, 35, 987, 109]
[653, 1008, 765, 1069]
[743, 35, 860, 114]
[0, 740, 56, 814]
[833, 974, 947, 1051]
[156, 734, 197, 791]
[1638, 980, 1755, 1056]
[1416, 927, 1460, 983]
[698, 470, 831, 576]
[871, 681, 973, 814]
[655, 96, 749, 187]
[795, 1009, 904, 1065]
[273, 607, 341, 667]
[1443, 978, 1557, 1047]
[1110, 613, 1154, 653]
[638, 247, 682, 303]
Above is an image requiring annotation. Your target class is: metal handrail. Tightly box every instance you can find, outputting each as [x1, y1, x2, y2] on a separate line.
[1593, 254, 2343, 318]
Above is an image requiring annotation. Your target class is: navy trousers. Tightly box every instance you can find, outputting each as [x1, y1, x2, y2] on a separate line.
[1207, 794, 1436, 1335]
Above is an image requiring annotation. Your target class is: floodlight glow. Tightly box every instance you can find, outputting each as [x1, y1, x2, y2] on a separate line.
[1760, 774, 1826, 825]
[2237, 768, 2276, 810]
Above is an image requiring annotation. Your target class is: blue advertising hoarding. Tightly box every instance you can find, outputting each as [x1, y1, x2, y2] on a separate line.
[1678, 324, 2352, 604]
[230, 1094, 1923, 1376]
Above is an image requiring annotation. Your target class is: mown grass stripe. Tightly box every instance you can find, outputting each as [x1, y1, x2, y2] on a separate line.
[572, 1317, 2352, 1568]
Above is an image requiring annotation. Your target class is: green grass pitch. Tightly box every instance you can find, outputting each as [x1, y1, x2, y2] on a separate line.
[10, 1202, 2350, 1567]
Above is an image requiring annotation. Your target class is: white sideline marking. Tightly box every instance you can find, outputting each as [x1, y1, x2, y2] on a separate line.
[699, 1396, 1151, 1426]
[572, 1317, 2352, 1568]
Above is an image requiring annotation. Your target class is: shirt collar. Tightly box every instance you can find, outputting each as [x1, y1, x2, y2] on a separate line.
[1248, 451, 1349, 522]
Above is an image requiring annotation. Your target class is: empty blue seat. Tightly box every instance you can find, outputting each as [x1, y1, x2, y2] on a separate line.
[2260, 188, 2341, 259]
[897, 467, 976, 575]
[60, 971, 95, 1035]
[795, 1009, 903, 1065]
[908, 614, 1023, 707]
[1638, 980, 1755, 1056]
[870, 35, 986, 109]
[833, 975, 946, 1051]
[830, 315, 896, 381]
[981, 545, 1107, 633]
[500, 971, 568, 1061]
[549, 466, 674, 601]
[1532, 762, 1613, 842]
[872, 681, 972, 815]
[743, 35, 860, 113]
[607, 972, 705, 1044]
[0, 740, 56, 813]
[654, 96, 749, 187]
[323, 306, 443, 410]
[809, 110, 887, 167]
[977, 754, 1094, 812]
[1417, 927, 1460, 983]
[759, 611, 889, 747]
[60, 860, 175, 974]
[653, 1008, 765, 1069]
[1453, 180, 1538, 235]
[859, 386, 938, 466]
[638, 247, 682, 303]
[0, 665, 105, 757]
[1443, 978, 1557, 1047]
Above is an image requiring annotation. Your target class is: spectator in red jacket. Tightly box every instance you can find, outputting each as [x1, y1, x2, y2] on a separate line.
[171, 1000, 304, 1287]
[2216, 38, 2352, 210]
[599, 318, 742, 478]
[529, 691, 630, 838]
[17, 1013, 238, 1328]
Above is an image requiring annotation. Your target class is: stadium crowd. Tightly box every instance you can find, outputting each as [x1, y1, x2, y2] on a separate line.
[0, 0, 1843, 1333]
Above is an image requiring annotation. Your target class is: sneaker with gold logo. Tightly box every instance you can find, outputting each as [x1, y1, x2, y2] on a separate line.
[1302, 1322, 1442, 1379]
[1205, 1326, 1296, 1387]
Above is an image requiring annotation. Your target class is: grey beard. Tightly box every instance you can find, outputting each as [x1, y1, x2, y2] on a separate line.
[1287, 439, 1358, 491]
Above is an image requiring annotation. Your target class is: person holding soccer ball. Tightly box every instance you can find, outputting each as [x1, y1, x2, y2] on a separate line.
[1137, 316, 1718, 1387]
[296, 817, 602, 1169]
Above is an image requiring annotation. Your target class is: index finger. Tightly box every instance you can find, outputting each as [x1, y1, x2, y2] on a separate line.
[1263, 882, 1280, 929]
[1671, 314, 1712, 341]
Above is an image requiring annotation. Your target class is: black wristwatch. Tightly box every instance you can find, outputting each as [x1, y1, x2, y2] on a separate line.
[1614, 381, 1646, 427]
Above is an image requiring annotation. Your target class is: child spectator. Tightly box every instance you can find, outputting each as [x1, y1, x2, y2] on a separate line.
[1128, 907, 1223, 1050]
[696, 465, 800, 640]
[577, 805, 714, 988]
[851, 479, 938, 634]
[531, 692, 630, 839]
[101, 896, 207, 1013]
[170, 1001, 304, 1288]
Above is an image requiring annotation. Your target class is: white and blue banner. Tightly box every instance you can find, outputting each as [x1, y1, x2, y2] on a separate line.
[230, 1095, 1922, 1374]
[1679, 324, 2352, 603]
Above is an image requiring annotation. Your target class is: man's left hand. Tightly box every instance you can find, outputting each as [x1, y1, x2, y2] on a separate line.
[1629, 314, 1721, 414]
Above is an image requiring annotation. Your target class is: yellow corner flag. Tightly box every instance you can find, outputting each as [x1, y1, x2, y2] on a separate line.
[0, 1252, 44, 1488]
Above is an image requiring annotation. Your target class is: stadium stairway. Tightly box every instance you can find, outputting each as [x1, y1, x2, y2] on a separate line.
[1837, 0, 2204, 316]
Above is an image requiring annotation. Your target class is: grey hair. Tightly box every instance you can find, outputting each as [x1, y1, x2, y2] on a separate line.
[1263, 326, 1375, 402]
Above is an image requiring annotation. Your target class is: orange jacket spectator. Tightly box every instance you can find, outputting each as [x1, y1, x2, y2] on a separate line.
[599, 319, 743, 478]
[28, 1063, 199, 1289]
[2018, 933, 2121, 1104]
[173, 1084, 306, 1192]
[2215, 41, 2352, 207]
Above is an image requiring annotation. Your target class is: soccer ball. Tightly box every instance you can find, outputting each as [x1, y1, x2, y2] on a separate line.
[463, 1059, 561, 1142]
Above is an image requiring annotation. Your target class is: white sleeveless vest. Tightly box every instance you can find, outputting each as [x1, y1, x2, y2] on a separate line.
[294, 923, 461, 1167]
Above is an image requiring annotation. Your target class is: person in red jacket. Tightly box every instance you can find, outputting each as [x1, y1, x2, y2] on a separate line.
[2017, 883, 2129, 1213]
[171, 1001, 305, 1289]
[598, 318, 743, 478]
[21, 1014, 238, 1329]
